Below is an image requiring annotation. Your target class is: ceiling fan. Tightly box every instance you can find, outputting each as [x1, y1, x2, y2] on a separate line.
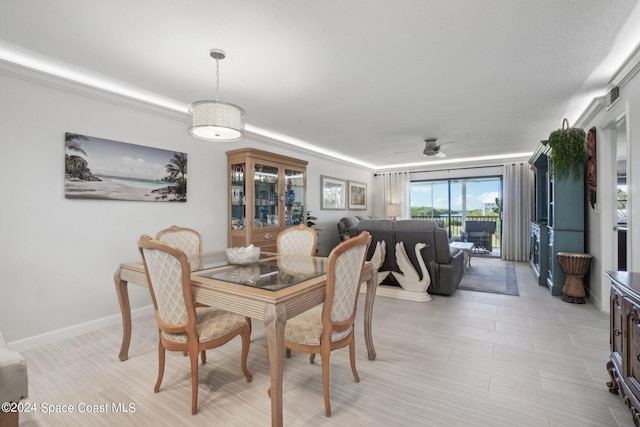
[423, 138, 453, 158]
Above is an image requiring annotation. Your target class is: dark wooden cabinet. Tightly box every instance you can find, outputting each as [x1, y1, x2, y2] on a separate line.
[606, 271, 640, 426]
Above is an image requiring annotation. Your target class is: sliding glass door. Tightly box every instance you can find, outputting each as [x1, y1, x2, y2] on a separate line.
[410, 176, 502, 257]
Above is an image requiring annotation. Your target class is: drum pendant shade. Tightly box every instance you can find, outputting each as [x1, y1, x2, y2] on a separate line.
[188, 101, 245, 141]
[188, 49, 245, 141]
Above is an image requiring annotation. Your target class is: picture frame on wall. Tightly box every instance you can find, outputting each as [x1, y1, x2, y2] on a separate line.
[348, 180, 367, 210]
[321, 175, 346, 210]
[65, 132, 188, 202]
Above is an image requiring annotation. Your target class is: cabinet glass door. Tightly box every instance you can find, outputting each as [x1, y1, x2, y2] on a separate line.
[254, 163, 279, 228]
[231, 162, 246, 230]
[285, 168, 305, 225]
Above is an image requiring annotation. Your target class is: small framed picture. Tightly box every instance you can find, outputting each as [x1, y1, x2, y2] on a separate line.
[321, 176, 346, 210]
[348, 180, 367, 210]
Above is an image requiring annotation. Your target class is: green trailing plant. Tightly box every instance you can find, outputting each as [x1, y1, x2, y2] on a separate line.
[548, 119, 586, 180]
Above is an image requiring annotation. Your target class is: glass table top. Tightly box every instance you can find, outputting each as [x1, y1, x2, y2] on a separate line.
[194, 255, 327, 291]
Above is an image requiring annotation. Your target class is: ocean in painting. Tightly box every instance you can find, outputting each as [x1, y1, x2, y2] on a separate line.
[65, 133, 187, 202]
[96, 175, 172, 190]
[65, 175, 179, 202]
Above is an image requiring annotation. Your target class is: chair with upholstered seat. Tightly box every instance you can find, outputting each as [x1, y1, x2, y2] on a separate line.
[283, 231, 371, 416]
[276, 224, 318, 256]
[138, 235, 252, 415]
[156, 225, 203, 270]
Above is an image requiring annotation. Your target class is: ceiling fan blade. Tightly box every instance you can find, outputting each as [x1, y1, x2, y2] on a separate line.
[435, 151, 447, 158]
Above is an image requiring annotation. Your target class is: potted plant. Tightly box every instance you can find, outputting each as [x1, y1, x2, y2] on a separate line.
[548, 118, 586, 180]
[306, 211, 318, 231]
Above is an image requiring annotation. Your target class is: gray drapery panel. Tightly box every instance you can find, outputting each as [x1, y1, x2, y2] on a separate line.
[502, 163, 533, 261]
[375, 172, 410, 218]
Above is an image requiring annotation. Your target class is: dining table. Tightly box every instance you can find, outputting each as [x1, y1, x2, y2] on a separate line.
[114, 250, 378, 427]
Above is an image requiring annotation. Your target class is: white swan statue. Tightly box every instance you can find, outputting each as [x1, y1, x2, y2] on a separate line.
[369, 240, 390, 284]
[391, 241, 432, 298]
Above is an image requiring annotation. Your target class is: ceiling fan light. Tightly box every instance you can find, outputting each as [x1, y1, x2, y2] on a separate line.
[188, 100, 245, 141]
[423, 137, 448, 158]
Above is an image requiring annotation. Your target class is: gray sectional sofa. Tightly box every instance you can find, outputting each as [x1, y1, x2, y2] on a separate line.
[337, 217, 464, 295]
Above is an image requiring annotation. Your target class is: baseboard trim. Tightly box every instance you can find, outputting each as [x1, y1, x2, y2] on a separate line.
[361, 283, 432, 302]
[8, 305, 154, 353]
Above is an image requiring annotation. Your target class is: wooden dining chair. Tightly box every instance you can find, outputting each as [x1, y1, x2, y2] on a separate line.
[138, 235, 253, 415]
[283, 231, 371, 416]
[276, 224, 318, 256]
[156, 224, 226, 334]
[156, 225, 203, 271]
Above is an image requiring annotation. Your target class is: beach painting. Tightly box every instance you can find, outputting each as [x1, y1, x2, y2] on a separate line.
[65, 133, 188, 202]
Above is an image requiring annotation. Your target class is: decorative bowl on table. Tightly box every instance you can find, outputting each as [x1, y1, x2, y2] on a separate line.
[226, 245, 260, 265]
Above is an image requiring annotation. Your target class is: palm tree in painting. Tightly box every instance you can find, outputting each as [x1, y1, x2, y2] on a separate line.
[65, 133, 99, 181]
[165, 152, 187, 197]
[65, 133, 88, 156]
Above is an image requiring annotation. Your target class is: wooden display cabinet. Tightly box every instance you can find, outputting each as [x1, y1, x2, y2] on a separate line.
[227, 148, 307, 253]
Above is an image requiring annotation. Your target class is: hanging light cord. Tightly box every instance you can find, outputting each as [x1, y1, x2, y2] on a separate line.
[215, 57, 220, 102]
[208, 49, 226, 103]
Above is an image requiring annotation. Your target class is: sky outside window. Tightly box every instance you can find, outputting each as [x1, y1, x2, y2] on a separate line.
[410, 178, 501, 213]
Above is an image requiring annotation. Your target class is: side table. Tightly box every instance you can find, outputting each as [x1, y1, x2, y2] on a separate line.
[450, 241, 474, 272]
[556, 252, 592, 304]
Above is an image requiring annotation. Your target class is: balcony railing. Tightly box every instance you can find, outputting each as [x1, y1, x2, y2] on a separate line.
[410, 215, 501, 248]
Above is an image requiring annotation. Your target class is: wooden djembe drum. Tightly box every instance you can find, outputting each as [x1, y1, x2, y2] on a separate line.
[557, 252, 592, 304]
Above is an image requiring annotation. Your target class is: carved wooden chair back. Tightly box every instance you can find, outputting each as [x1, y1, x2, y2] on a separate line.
[276, 224, 317, 256]
[155, 225, 203, 270]
[283, 231, 371, 416]
[138, 235, 252, 415]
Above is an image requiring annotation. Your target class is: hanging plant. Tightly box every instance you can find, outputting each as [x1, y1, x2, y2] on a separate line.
[548, 118, 586, 180]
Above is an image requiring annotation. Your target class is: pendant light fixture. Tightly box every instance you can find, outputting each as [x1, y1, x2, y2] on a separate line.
[188, 49, 245, 141]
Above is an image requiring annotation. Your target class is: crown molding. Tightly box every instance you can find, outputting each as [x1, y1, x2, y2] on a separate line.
[0, 57, 378, 171]
[0, 58, 190, 122]
[575, 96, 606, 128]
[610, 41, 640, 88]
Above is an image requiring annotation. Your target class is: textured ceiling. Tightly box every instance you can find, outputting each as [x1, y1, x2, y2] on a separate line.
[1, 0, 639, 169]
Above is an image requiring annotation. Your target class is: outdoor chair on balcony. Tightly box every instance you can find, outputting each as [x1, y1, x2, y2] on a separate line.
[461, 221, 496, 253]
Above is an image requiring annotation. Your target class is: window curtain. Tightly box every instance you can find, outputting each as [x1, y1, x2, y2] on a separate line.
[375, 172, 410, 218]
[502, 162, 533, 261]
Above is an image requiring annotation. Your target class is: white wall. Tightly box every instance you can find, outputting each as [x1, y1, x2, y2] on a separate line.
[581, 67, 640, 312]
[0, 71, 373, 349]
